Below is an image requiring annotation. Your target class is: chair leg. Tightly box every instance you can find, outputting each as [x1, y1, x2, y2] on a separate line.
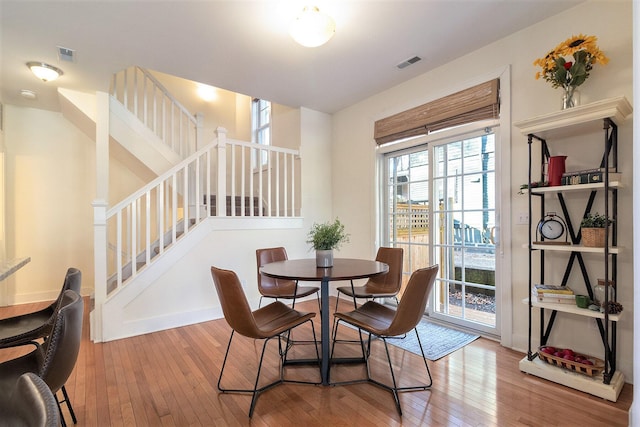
[380, 337, 403, 416]
[60, 385, 77, 424]
[56, 398, 67, 427]
[217, 329, 284, 417]
[248, 337, 273, 417]
[281, 319, 321, 385]
[366, 328, 433, 416]
[217, 330, 235, 392]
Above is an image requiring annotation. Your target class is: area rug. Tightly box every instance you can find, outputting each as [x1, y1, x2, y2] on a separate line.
[387, 319, 479, 361]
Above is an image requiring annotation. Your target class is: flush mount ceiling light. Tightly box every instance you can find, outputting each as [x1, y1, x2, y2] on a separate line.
[26, 62, 63, 82]
[290, 5, 335, 47]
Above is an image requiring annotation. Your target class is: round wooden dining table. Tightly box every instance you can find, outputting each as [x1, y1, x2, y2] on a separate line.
[260, 258, 389, 385]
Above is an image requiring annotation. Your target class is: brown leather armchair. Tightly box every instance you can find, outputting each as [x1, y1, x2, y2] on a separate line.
[335, 247, 403, 311]
[0, 290, 84, 427]
[331, 265, 438, 416]
[256, 247, 320, 309]
[0, 267, 81, 349]
[0, 372, 60, 427]
[211, 266, 320, 417]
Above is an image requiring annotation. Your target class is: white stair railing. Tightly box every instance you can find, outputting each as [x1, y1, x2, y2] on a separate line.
[99, 128, 301, 296]
[110, 66, 199, 157]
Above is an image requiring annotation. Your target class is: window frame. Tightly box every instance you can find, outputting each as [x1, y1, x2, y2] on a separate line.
[252, 98, 271, 168]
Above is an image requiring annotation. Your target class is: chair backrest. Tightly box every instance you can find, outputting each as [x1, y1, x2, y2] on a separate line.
[368, 247, 403, 293]
[39, 290, 84, 394]
[386, 265, 439, 337]
[211, 266, 261, 339]
[256, 247, 296, 295]
[0, 372, 60, 427]
[50, 268, 82, 312]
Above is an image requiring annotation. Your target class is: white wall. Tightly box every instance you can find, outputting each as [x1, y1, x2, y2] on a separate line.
[331, 1, 634, 381]
[3, 105, 150, 304]
[4, 106, 98, 302]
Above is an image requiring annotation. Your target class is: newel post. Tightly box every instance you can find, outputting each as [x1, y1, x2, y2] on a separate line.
[216, 127, 228, 217]
[91, 199, 108, 342]
[92, 91, 110, 343]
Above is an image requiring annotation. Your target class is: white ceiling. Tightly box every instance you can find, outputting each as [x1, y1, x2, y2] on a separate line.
[1, 0, 583, 114]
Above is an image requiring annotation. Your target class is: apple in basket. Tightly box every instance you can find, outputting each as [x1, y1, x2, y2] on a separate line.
[540, 346, 556, 355]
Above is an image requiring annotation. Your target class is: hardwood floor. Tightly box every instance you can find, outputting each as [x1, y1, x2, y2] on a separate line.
[0, 298, 632, 426]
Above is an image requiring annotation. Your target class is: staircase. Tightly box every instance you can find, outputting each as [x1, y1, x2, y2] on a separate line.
[63, 67, 302, 342]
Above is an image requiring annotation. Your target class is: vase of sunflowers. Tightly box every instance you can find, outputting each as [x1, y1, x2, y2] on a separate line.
[534, 34, 608, 109]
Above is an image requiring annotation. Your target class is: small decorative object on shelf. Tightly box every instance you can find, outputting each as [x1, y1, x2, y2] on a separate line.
[547, 155, 567, 186]
[575, 295, 590, 308]
[538, 346, 605, 377]
[561, 86, 580, 109]
[536, 212, 569, 244]
[604, 301, 623, 315]
[594, 278, 615, 307]
[517, 181, 548, 194]
[580, 212, 613, 247]
[561, 167, 621, 185]
[307, 218, 349, 267]
[533, 34, 609, 109]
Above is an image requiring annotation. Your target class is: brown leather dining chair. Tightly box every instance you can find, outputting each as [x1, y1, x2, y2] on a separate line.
[211, 266, 320, 418]
[331, 265, 439, 416]
[0, 290, 84, 427]
[0, 372, 60, 427]
[256, 247, 320, 310]
[0, 267, 81, 349]
[334, 247, 403, 312]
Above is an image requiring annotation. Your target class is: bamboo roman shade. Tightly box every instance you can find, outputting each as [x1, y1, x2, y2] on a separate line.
[374, 79, 500, 145]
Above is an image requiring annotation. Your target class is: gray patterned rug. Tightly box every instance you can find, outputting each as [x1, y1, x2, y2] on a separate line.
[388, 319, 479, 361]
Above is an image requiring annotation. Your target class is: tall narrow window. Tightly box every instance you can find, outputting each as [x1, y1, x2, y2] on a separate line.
[252, 98, 271, 167]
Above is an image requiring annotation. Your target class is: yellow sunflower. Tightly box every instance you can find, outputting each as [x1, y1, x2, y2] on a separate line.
[533, 34, 609, 88]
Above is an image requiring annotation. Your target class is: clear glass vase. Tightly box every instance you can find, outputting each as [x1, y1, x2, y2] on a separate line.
[561, 85, 580, 109]
[594, 279, 615, 307]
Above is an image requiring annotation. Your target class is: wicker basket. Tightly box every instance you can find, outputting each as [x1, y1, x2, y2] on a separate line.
[582, 227, 606, 247]
[538, 346, 604, 377]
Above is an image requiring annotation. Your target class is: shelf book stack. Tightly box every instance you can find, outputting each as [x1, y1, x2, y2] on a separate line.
[532, 284, 575, 304]
[561, 167, 621, 186]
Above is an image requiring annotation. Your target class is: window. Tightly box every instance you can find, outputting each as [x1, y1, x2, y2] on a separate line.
[252, 98, 271, 167]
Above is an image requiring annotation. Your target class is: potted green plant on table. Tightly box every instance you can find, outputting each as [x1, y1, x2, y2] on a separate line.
[307, 218, 350, 267]
[580, 212, 613, 247]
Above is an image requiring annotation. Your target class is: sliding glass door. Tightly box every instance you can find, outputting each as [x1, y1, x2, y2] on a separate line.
[383, 129, 499, 336]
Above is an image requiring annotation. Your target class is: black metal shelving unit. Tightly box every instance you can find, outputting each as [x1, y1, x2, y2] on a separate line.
[514, 97, 631, 402]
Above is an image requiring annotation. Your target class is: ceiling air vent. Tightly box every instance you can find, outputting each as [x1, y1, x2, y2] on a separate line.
[396, 56, 422, 69]
[57, 46, 75, 62]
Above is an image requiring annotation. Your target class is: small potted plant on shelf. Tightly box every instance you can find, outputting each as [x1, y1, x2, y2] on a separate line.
[580, 212, 613, 247]
[307, 218, 350, 267]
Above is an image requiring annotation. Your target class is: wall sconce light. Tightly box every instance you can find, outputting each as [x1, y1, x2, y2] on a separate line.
[27, 62, 63, 82]
[197, 84, 217, 102]
[290, 6, 336, 48]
